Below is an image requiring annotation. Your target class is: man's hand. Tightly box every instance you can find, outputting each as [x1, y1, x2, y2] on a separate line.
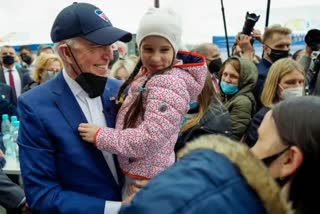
[236, 34, 254, 61]
[122, 180, 149, 206]
[21, 202, 32, 214]
[78, 123, 100, 143]
[0, 150, 6, 168]
[127, 179, 149, 196]
[122, 193, 136, 205]
[251, 29, 263, 43]
[237, 34, 253, 53]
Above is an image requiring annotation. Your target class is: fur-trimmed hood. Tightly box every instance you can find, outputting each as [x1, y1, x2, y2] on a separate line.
[120, 135, 293, 214]
[177, 135, 293, 214]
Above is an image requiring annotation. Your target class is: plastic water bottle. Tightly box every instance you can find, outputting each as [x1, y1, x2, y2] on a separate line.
[2, 134, 16, 161]
[10, 116, 18, 124]
[1, 114, 11, 135]
[11, 121, 19, 143]
[12, 121, 20, 163]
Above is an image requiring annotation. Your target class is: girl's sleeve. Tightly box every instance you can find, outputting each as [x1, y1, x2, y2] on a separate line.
[95, 74, 191, 158]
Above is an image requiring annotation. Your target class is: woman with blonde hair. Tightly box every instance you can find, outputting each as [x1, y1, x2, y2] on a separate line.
[110, 56, 138, 81]
[23, 53, 63, 92]
[245, 58, 305, 146]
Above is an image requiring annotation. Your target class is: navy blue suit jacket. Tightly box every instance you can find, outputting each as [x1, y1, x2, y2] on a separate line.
[0, 83, 16, 105]
[18, 72, 123, 213]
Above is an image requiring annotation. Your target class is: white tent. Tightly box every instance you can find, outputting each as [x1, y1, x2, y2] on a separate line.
[0, 0, 319, 46]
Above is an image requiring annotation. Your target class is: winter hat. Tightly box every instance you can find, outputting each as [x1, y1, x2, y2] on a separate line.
[136, 7, 182, 54]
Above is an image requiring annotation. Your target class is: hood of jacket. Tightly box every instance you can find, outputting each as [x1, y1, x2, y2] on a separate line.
[173, 50, 208, 99]
[120, 135, 293, 214]
[219, 56, 258, 97]
[177, 135, 293, 214]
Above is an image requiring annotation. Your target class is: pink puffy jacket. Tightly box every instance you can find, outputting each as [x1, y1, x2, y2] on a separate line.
[95, 51, 207, 179]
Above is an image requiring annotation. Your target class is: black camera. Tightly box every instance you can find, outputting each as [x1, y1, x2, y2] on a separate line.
[241, 12, 260, 36]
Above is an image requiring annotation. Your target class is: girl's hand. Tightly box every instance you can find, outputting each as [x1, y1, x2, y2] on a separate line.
[78, 123, 100, 143]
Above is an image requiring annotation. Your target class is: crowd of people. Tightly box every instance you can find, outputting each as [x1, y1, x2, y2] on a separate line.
[1, 2, 320, 214]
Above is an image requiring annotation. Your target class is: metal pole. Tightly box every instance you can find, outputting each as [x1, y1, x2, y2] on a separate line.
[265, 0, 271, 27]
[220, 0, 230, 57]
[154, 0, 160, 8]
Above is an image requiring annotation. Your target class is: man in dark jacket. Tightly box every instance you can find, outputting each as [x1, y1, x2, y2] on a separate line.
[254, 25, 291, 109]
[298, 29, 320, 95]
[0, 45, 31, 104]
[0, 151, 27, 214]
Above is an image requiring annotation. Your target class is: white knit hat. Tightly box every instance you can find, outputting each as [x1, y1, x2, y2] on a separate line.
[136, 7, 182, 54]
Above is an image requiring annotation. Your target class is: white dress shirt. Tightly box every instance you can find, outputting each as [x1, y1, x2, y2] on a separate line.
[3, 66, 22, 97]
[63, 70, 121, 214]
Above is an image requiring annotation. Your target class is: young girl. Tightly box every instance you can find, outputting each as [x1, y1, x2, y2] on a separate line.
[78, 7, 207, 195]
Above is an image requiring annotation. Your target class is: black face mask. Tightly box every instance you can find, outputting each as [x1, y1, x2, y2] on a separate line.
[108, 50, 119, 68]
[2, 55, 15, 65]
[75, 73, 107, 98]
[208, 58, 222, 75]
[67, 45, 107, 98]
[261, 147, 290, 187]
[274, 177, 291, 187]
[268, 47, 289, 62]
[261, 147, 290, 167]
[21, 55, 32, 65]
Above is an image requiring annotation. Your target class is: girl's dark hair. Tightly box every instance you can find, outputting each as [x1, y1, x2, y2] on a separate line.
[117, 58, 173, 129]
[272, 96, 320, 214]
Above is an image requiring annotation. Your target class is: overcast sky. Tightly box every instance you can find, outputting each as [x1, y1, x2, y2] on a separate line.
[0, 0, 319, 45]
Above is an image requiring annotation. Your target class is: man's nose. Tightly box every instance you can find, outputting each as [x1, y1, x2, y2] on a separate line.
[103, 46, 113, 60]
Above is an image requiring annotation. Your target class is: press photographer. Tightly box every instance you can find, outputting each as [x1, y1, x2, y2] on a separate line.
[298, 29, 320, 95]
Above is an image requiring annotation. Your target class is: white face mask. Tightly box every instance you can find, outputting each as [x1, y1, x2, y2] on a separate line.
[280, 86, 304, 100]
[46, 70, 54, 75]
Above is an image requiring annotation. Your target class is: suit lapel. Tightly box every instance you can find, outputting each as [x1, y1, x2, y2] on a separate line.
[51, 73, 122, 188]
[101, 79, 124, 186]
[0, 69, 6, 84]
[51, 72, 87, 134]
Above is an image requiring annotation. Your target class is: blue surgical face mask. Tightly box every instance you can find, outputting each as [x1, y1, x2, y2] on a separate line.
[220, 81, 239, 95]
[189, 100, 199, 110]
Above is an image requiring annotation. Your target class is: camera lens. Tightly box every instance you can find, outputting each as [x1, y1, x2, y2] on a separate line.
[242, 12, 260, 36]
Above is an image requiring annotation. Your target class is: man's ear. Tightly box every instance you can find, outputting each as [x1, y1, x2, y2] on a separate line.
[279, 146, 303, 178]
[59, 45, 73, 64]
[263, 44, 269, 54]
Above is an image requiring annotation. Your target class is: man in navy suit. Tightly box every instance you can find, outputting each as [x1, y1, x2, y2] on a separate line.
[0, 83, 16, 105]
[0, 46, 31, 105]
[17, 2, 132, 213]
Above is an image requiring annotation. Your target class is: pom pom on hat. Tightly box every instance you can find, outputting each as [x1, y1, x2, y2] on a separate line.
[136, 7, 182, 54]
